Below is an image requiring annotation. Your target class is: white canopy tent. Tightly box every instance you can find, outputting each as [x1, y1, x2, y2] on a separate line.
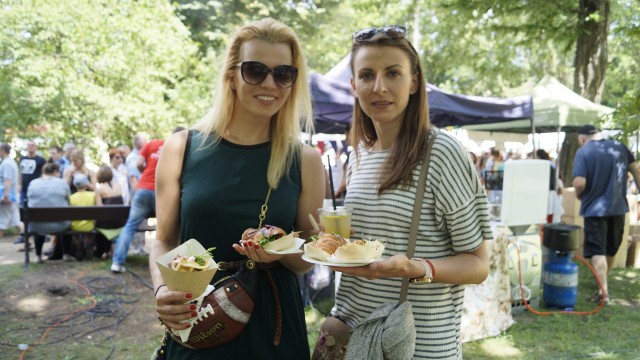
[464, 75, 615, 134]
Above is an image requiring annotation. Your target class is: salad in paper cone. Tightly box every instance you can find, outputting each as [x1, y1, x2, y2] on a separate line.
[155, 239, 218, 296]
[242, 225, 300, 252]
[155, 239, 218, 343]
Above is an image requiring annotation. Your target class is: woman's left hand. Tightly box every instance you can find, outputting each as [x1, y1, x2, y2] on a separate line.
[330, 254, 416, 280]
[232, 240, 283, 263]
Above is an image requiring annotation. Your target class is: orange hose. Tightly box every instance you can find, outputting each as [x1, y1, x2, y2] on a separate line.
[509, 240, 606, 316]
[20, 264, 100, 360]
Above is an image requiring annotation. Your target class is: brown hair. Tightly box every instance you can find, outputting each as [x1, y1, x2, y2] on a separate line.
[108, 148, 124, 160]
[96, 165, 113, 184]
[349, 31, 431, 195]
[43, 162, 60, 175]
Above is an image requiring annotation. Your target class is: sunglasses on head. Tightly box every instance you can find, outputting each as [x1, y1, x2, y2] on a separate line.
[352, 25, 408, 42]
[237, 61, 298, 88]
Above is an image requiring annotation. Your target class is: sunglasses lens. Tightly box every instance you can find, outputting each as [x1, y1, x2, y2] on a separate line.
[241, 61, 269, 85]
[353, 26, 407, 42]
[384, 26, 407, 39]
[273, 66, 298, 88]
[353, 28, 377, 42]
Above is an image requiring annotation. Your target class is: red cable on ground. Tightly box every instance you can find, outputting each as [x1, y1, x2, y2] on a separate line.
[509, 240, 606, 316]
[19, 264, 100, 360]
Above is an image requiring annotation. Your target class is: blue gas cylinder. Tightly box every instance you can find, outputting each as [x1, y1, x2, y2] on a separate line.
[542, 250, 578, 310]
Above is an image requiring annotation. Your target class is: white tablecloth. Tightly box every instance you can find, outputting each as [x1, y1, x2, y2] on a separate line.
[461, 226, 514, 342]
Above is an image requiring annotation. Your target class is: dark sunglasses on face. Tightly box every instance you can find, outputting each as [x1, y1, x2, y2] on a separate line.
[237, 61, 298, 88]
[352, 25, 408, 42]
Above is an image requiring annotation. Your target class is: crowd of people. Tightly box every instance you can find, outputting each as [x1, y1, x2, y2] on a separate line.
[0, 134, 153, 263]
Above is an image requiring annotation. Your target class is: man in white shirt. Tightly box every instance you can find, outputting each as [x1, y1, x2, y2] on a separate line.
[0, 143, 21, 238]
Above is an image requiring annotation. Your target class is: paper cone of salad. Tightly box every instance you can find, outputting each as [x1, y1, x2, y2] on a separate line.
[155, 238, 218, 297]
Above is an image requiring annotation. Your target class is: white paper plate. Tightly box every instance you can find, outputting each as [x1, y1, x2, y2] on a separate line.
[263, 237, 305, 255]
[301, 254, 377, 267]
[327, 255, 377, 264]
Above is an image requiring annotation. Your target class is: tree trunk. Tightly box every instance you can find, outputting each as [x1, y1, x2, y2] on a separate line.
[558, 132, 581, 188]
[573, 0, 610, 103]
[561, 0, 610, 186]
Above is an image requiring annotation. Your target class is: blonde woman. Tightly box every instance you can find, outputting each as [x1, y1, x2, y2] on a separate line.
[62, 149, 97, 193]
[150, 18, 325, 358]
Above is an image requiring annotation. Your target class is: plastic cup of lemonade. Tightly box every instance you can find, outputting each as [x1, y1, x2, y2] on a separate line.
[318, 206, 352, 238]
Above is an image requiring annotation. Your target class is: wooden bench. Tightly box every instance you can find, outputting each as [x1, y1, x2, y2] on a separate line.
[19, 205, 156, 270]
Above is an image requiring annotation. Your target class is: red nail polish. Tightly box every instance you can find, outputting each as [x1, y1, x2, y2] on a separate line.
[190, 304, 197, 310]
[254, 243, 260, 249]
[186, 323, 191, 328]
[247, 241, 254, 246]
[191, 311, 197, 317]
[185, 293, 193, 299]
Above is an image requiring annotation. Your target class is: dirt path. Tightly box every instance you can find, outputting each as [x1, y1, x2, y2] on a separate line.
[0, 235, 162, 359]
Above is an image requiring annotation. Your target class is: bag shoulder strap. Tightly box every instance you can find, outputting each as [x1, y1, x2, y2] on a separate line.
[399, 128, 439, 303]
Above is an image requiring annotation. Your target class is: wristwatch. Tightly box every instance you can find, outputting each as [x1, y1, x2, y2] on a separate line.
[409, 258, 434, 284]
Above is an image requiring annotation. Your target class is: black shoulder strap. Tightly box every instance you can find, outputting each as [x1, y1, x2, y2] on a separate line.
[180, 129, 193, 175]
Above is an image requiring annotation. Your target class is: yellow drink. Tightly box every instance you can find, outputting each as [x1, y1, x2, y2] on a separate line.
[318, 207, 352, 238]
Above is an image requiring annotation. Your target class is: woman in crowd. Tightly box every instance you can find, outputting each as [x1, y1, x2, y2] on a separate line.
[107, 148, 130, 205]
[324, 26, 492, 359]
[63, 148, 97, 193]
[149, 18, 325, 358]
[94, 165, 126, 258]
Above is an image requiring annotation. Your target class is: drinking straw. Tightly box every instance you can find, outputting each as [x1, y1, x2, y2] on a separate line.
[308, 213, 320, 231]
[327, 155, 337, 210]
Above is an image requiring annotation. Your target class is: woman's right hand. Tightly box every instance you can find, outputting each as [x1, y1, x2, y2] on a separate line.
[155, 287, 197, 330]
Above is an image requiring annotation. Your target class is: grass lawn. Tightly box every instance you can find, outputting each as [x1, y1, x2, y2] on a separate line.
[305, 264, 640, 359]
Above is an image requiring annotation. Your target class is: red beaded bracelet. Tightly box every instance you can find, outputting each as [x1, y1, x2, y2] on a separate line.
[423, 259, 436, 279]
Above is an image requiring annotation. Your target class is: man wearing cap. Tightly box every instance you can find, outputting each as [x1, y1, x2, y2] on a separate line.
[572, 124, 640, 304]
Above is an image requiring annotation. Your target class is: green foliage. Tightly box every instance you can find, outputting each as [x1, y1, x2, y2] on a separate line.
[174, 0, 345, 72]
[463, 265, 640, 359]
[0, 0, 213, 159]
[1, 0, 638, 158]
[428, 0, 578, 95]
[603, 0, 640, 139]
[305, 266, 640, 358]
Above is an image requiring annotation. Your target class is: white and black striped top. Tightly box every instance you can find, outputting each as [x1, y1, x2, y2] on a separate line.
[333, 130, 493, 360]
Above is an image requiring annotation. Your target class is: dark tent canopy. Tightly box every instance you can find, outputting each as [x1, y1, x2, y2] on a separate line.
[310, 73, 354, 134]
[427, 84, 533, 128]
[310, 63, 533, 134]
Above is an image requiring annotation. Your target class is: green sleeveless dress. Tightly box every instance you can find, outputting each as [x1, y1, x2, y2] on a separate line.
[164, 131, 310, 359]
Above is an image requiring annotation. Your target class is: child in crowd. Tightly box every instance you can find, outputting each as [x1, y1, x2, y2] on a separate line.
[69, 174, 102, 260]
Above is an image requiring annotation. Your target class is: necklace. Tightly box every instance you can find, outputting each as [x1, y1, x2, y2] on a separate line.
[224, 129, 270, 144]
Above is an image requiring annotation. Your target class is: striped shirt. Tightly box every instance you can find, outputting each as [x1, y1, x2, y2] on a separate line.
[333, 130, 493, 359]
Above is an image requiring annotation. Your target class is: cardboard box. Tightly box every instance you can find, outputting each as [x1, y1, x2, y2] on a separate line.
[562, 187, 581, 217]
[612, 214, 629, 269]
[627, 195, 638, 225]
[629, 223, 640, 236]
[627, 235, 640, 268]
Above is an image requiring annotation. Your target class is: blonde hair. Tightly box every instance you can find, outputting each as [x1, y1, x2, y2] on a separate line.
[193, 18, 314, 189]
